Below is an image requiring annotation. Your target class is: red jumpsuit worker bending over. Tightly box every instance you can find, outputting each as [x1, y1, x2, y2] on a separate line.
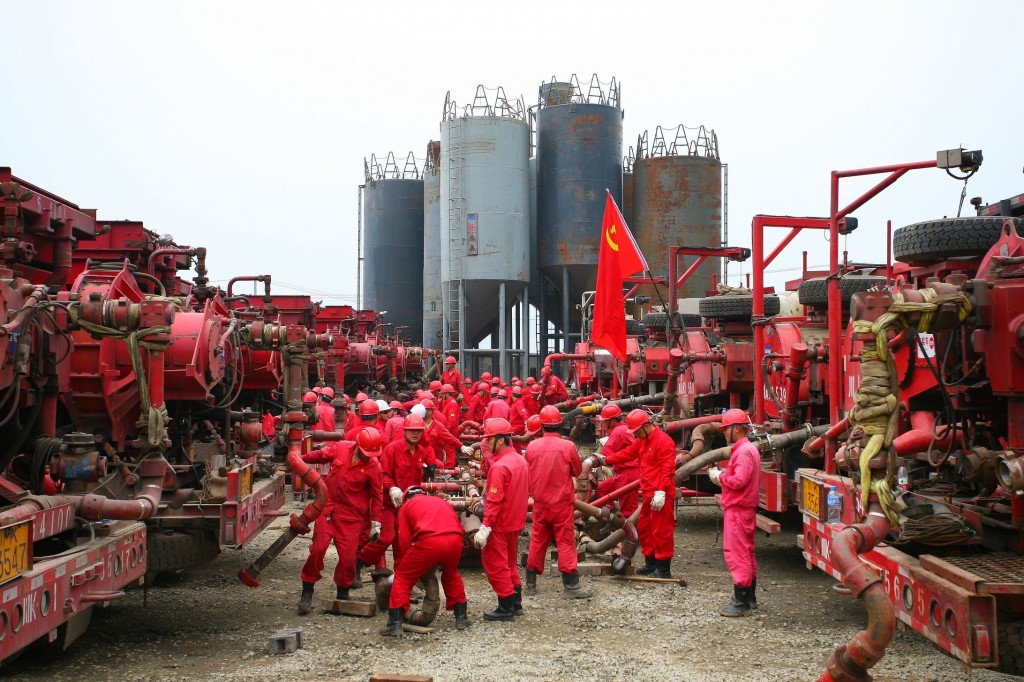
[524, 406, 593, 599]
[709, 408, 760, 616]
[540, 366, 569, 406]
[380, 487, 471, 636]
[473, 418, 529, 622]
[297, 427, 384, 614]
[587, 404, 639, 516]
[617, 409, 677, 578]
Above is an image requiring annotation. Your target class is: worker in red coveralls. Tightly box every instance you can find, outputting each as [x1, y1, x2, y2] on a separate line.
[614, 409, 677, 578]
[483, 387, 511, 421]
[428, 380, 443, 399]
[508, 386, 529, 437]
[314, 387, 337, 431]
[374, 400, 391, 432]
[473, 418, 529, 622]
[379, 487, 470, 636]
[344, 399, 379, 440]
[441, 355, 463, 394]
[708, 408, 760, 616]
[384, 401, 406, 443]
[465, 384, 489, 423]
[524, 406, 592, 600]
[522, 382, 541, 416]
[438, 383, 461, 432]
[421, 399, 462, 468]
[540, 366, 569, 406]
[586, 404, 639, 517]
[297, 427, 384, 615]
[358, 414, 437, 573]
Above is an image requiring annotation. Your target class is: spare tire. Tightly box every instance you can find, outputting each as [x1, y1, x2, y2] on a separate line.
[146, 530, 220, 577]
[893, 217, 1019, 265]
[798, 276, 886, 307]
[698, 295, 780, 320]
[626, 319, 645, 336]
[642, 312, 703, 331]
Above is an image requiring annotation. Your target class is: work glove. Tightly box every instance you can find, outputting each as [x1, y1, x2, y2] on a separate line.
[389, 486, 404, 507]
[650, 490, 667, 511]
[587, 453, 606, 469]
[369, 520, 381, 543]
[473, 525, 491, 549]
[708, 467, 722, 486]
[460, 445, 475, 458]
[595, 436, 609, 452]
[423, 464, 437, 481]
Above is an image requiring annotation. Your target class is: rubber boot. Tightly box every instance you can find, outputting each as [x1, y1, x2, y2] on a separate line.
[379, 607, 404, 636]
[561, 571, 593, 600]
[720, 584, 752, 617]
[635, 554, 657, 576]
[513, 585, 524, 616]
[454, 602, 471, 630]
[482, 594, 516, 622]
[336, 585, 350, 601]
[297, 581, 314, 616]
[652, 558, 672, 579]
[749, 578, 758, 610]
[352, 559, 364, 590]
[524, 569, 538, 596]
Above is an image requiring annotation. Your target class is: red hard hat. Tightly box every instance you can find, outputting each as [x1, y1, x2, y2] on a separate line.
[539, 405, 562, 426]
[337, 395, 349, 407]
[720, 409, 751, 429]
[441, 383, 455, 393]
[302, 391, 318, 403]
[429, 380, 442, 391]
[511, 386, 522, 397]
[541, 366, 551, 377]
[312, 386, 323, 395]
[321, 386, 335, 399]
[483, 418, 513, 437]
[525, 377, 537, 386]
[403, 414, 426, 431]
[357, 427, 383, 457]
[355, 392, 369, 403]
[526, 415, 543, 435]
[481, 372, 492, 381]
[490, 377, 501, 386]
[625, 409, 651, 433]
[498, 389, 508, 398]
[359, 400, 380, 417]
[530, 384, 542, 395]
[598, 404, 623, 421]
[445, 356, 457, 364]
[389, 400, 404, 410]
[421, 398, 436, 411]
[511, 376, 520, 384]
[463, 377, 472, 385]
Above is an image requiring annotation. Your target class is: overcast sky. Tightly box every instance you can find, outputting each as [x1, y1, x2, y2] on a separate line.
[2, 1, 1021, 305]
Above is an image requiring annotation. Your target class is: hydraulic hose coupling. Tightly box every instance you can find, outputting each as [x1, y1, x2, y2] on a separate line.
[996, 451, 1024, 492]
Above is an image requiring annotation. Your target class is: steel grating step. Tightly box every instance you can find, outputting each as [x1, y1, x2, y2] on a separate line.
[920, 553, 1024, 594]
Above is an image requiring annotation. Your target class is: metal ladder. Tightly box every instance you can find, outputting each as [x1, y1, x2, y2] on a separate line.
[445, 118, 464, 359]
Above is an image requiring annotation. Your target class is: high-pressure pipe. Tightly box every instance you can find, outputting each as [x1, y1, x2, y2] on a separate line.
[227, 275, 272, 304]
[676, 422, 722, 466]
[659, 348, 685, 417]
[782, 343, 810, 430]
[662, 413, 723, 435]
[817, 504, 894, 682]
[804, 417, 851, 458]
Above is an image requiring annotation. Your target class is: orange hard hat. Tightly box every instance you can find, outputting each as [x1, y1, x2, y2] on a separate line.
[356, 427, 383, 457]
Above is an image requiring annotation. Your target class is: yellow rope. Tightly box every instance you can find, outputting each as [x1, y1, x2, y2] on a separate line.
[847, 289, 971, 525]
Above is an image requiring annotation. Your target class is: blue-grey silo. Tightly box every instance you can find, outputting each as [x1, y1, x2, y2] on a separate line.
[422, 141, 443, 349]
[362, 152, 424, 344]
[632, 125, 722, 301]
[440, 86, 531, 350]
[536, 74, 623, 326]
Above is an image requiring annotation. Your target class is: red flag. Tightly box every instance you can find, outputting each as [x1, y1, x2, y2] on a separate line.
[590, 192, 648, 362]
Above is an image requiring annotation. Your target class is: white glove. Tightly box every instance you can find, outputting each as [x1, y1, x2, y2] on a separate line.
[650, 490, 667, 511]
[460, 445, 475, 457]
[473, 525, 492, 549]
[587, 454, 605, 469]
[369, 520, 381, 543]
[708, 467, 722, 486]
[389, 486, 404, 507]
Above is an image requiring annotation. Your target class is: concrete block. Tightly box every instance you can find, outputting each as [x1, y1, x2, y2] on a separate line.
[267, 627, 303, 655]
[322, 598, 377, 617]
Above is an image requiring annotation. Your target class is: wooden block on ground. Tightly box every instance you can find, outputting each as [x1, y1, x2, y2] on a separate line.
[400, 623, 435, 634]
[575, 562, 609, 576]
[322, 599, 377, 617]
[370, 674, 433, 682]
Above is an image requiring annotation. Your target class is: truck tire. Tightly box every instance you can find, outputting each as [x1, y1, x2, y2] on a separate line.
[998, 618, 1024, 675]
[145, 530, 220, 581]
[798, 276, 886, 306]
[642, 312, 703, 331]
[892, 217, 1019, 265]
[626, 319, 645, 336]
[698, 295, 780, 320]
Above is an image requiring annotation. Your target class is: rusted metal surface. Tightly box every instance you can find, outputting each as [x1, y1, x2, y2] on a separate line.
[422, 145, 443, 349]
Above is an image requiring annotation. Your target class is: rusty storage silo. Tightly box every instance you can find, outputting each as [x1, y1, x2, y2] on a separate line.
[622, 147, 636, 230]
[632, 124, 722, 302]
[362, 152, 424, 344]
[440, 86, 531, 377]
[422, 141, 443, 349]
[536, 74, 623, 353]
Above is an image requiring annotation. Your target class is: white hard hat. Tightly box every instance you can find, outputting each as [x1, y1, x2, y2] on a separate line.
[411, 404, 427, 418]
[376, 399, 391, 412]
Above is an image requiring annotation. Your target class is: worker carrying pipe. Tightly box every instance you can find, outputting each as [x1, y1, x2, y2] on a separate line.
[523, 406, 594, 600]
[297, 427, 384, 615]
[379, 487, 470, 636]
[708, 409, 761, 616]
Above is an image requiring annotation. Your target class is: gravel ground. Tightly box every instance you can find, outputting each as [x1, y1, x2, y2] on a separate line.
[3, 498, 1018, 682]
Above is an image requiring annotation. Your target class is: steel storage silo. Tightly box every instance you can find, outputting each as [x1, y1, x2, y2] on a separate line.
[362, 152, 424, 345]
[422, 141, 443, 349]
[535, 74, 623, 353]
[632, 125, 722, 302]
[440, 86, 531, 377]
